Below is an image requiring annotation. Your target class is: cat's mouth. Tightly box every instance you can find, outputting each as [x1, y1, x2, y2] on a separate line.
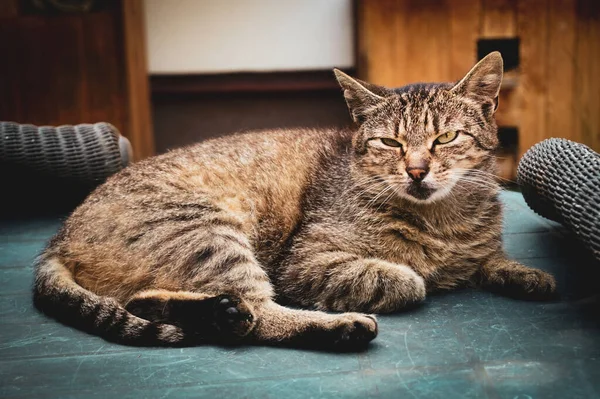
[405, 182, 436, 201]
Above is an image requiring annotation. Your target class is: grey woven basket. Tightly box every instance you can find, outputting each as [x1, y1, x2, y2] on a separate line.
[0, 121, 132, 185]
[517, 138, 600, 260]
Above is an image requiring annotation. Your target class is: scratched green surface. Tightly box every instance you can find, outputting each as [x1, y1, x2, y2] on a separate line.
[1, 190, 599, 399]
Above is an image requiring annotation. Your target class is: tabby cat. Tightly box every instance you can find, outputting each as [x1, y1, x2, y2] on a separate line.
[34, 52, 556, 350]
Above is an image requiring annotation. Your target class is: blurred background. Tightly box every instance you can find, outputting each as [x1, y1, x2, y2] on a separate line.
[0, 0, 598, 182]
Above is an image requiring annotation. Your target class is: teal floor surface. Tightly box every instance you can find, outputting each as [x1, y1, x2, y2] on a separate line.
[1, 190, 599, 398]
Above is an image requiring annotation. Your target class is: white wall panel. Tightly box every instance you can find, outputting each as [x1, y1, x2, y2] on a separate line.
[145, 0, 354, 74]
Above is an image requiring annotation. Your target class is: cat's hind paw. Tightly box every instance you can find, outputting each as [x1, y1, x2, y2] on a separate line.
[212, 294, 255, 338]
[125, 290, 256, 341]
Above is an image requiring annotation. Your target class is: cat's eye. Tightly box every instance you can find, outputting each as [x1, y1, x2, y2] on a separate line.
[434, 131, 459, 145]
[380, 138, 403, 148]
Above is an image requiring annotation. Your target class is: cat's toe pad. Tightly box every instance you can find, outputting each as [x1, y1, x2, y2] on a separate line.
[212, 295, 255, 338]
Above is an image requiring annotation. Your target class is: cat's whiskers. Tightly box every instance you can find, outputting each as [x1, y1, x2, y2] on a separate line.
[457, 173, 499, 186]
[456, 181, 500, 195]
[375, 183, 402, 213]
[347, 178, 387, 201]
[457, 177, 500, 190]
[332, 175, 383, 208]
[468, 167, 516, 185]
[452, 168, 502, 189]
[348, 177, 404, 222]
[363, 184, 396, 210]
[456, 173, 498, 183]
[337, 177, 389, 218]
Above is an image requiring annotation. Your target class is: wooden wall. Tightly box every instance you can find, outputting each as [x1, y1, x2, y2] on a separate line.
[357, 0, 600, 165]
[151, 70, 354, 153]
[0, 0, 154, 160]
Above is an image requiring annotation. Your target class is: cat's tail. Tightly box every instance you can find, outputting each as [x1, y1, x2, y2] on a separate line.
[33, 255, 187, 346]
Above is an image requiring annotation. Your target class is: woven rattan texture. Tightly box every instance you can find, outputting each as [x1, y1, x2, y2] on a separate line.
[0, 122, 125, 185]
[517, 138, 600, 260]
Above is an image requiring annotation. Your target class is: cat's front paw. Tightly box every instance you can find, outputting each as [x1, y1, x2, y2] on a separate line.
[482, 260, 557, 300]
[330, 314, 378, 350]
[320, 261, 426, 314]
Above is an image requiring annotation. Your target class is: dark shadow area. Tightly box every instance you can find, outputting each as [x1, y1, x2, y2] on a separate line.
[1, 162, 95, 220]
[151, 90, 351, 153]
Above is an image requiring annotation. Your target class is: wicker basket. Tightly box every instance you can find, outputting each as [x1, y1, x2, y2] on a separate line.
[0, 121, 132, 217]
[0, 121, 131, 185]
[517, 138, 600, 260]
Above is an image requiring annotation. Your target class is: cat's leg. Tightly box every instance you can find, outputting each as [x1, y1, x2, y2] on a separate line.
[249, 300, 378, 350]
[280, 251, 427, 313]
[478, 255, 557, 300]
[179, 236, 379, 349]
[142, 218, 378, 350]
[125, 289, 256, 343]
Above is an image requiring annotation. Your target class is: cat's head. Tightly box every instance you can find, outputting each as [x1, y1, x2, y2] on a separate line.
[335, 52, 503, 204]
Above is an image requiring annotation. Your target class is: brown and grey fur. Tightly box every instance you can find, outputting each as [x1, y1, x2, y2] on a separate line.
[34, 52, 556, 350]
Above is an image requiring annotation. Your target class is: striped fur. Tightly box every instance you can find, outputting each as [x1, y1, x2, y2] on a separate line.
[34, 52, 555, 349]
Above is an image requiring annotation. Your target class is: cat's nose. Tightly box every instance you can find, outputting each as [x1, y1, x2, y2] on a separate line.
[406, 167, 429, 182]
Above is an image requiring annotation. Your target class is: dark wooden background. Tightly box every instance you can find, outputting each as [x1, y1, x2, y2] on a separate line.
[150, 70, 354, 153]
[0, 0, 154, 160]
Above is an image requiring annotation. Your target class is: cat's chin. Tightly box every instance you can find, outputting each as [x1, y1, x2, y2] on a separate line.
[397, 171, 463, 204]
[399, 182, 455, 204]
[406, 183, 436, 201]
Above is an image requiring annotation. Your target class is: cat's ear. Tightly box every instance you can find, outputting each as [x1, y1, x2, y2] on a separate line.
[334, 69, 390, 124]
[450, 52, 503, 111]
